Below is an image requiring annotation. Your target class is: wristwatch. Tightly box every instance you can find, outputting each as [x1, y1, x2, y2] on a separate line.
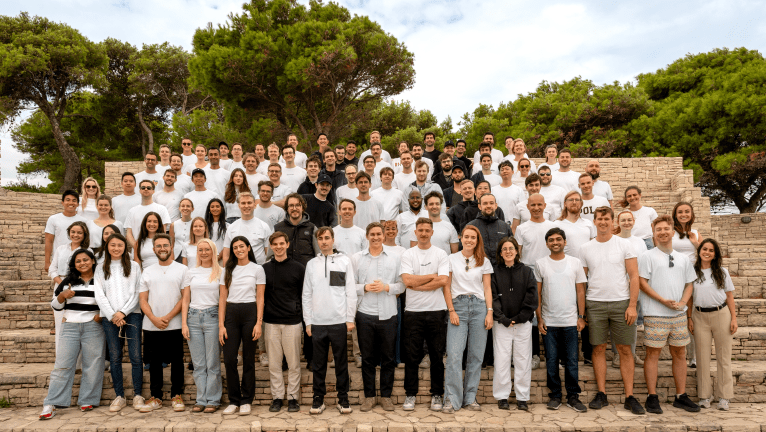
[487, 308, 493, 311]
[578, 314, 586, 319]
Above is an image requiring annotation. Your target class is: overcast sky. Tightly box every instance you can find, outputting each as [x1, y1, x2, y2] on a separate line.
[1, 0, 765, 186]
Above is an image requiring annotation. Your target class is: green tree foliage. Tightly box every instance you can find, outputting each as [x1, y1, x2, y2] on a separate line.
[0, 12, 107, 192]
[170, 106, 248, 147]
[189, 0, 415, 152]
[629, 48, 766, 213]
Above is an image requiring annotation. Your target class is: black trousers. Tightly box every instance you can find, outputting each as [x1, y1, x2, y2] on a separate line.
[144, 329, 184, 399]
[356, 312, 397, 398]
[533, 325, 541, 356]
[580, 326, 592, 361]
[303, 321, 313, 363]
[403, 310, 447, 397]
[222, 302, 257, 405]
[311, 323, 349, 399]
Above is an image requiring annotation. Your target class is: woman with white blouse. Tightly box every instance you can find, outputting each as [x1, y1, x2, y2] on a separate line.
[205, 198, 229, 261]
[224, 169, 251, 223]
[77, 177, 101, 221]
[673, 201, 701, 368]
[182, 217, 210, 268]
[442, 225, 494, 413]
[134, 212, 165, 270]
[49, 221, 91, 337]
[688, 239, 737, 411]
[182, 239, 223, 413]
[219, 236, 266, 415]
[621, 186, 658, 250]
[170, 198, 194, 262]
[87, 195, 124, 248]
[39, 250, 104, 420]
[94, 232, 144, 412]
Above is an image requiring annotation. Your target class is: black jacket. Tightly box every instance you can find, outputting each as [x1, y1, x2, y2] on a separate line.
[461, 201, 505, 234]
[467, 212, 512, 265]
[274, 213, 319, 266]
[302, 194, 337, 228]
[447, 200, 472, 234]
[491, 262, 538, 326]
[432, 171, 453, 191]
[262, 257, 306, 325]
[321, 167, 347, 192]
[442, 184, 461, 209]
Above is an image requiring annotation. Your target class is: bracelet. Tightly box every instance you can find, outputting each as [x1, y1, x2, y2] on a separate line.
[448, 308, 455, 312]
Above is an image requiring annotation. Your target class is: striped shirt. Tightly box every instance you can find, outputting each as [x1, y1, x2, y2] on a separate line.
[52, 278, 100, 323]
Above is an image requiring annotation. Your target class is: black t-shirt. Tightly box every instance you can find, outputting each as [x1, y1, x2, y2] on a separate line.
[302, 194, 336, 228]
[343, 156, 359, 168]
[423, 149, 442, 164]
[262, 257, 306, 325]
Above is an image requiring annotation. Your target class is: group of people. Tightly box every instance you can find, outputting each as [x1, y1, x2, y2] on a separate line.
[38, 132, 738, 420]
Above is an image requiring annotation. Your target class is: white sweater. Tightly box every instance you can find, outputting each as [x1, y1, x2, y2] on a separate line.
[302, 252, 357, 326]
[94, 261, 142, 320]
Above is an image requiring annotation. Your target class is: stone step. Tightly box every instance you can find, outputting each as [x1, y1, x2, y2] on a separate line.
[0, 280, 52, 303]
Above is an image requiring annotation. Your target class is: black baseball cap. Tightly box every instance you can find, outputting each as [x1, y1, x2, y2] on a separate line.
[192, 168, 207, 178]
[317, 173, 332, 184]
[452, 161, 467, 174]
[443, 140, 455, 148]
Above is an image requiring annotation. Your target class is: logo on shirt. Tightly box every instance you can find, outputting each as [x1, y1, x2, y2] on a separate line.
[420, 262, 432, 266]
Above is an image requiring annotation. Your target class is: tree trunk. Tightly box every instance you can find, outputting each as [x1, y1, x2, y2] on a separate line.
[137, 104, 153, 155]
[42, 108, 81, 193]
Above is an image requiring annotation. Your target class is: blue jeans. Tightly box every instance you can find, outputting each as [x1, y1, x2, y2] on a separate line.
[44, 320, 105, 407]
[445, 295, 487, 411]
[103, 313, 143, 398]
[542, 326, 581, 400]
[187, 307, 222, 406]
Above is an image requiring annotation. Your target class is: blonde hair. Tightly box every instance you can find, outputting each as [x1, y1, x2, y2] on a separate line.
[80, 177, 101, 211]
[189, 217, 210, 245]
[196, 238, 222, 283]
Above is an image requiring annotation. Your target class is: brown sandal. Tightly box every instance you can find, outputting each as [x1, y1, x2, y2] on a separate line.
[192, 405, 205, 413]
[203, 405, 218, 413]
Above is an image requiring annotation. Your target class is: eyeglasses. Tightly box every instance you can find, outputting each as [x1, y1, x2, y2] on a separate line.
[140, 186, 154, 191]
[668, 254, 674, 268]
[85, 185, 98, 189]
[565, 198, 582, 203]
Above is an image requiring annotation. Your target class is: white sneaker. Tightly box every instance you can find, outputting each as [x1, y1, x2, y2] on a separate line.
[699, 398, 711, 409]
[239, 404, 251, 416]
[419, 354, 431, 369]
[39, 405, 56, 420]
[354, 355, 363, 368]
[139, 397, 162, 413]
[222, 405, 239, 415]
[403, 396, 416, 411]
[718, 399, 729, 411]
[260, 353, 269, 367]
[531, 355, 541, 370]
[430, 395, 443, 411]
[133, 395, 146, 411]
[109, 396, 126, 412]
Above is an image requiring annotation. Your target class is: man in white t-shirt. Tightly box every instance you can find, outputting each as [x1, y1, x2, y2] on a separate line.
[203, 146, 231, 196]
[280, 146, 307, 193]
[371, 167, 406, 220]
[512, 174, 553, 232]
[218, 141, 233, 171]
[391, 141, 410, 174]
[583, 160, 613, 206]
[152, 170, 185, 222]
[266, 163, 291, 208]
[157, 144, 172, 173]
[184, 169, 219, 219]
[393, 151, 417, 191]
[578, 173, 610, 222]
[551, 149, 581, 192]
[138, 234, 187, 412]
[472, 133, 504, 175]
[352, 172, 384, 229]
[410, 143, 434, 180]
[494, 161, 525, 224]
[470, 154, 500, 186]
[134, 151, 164, 194]
[44, 190, 87, 273]
[553, 191, 596, 260]
[180, 138, 196, 167]
[222, 192, 272, 265]
[169, 154, 194, 195]
[125, 180, 172, 248]
[278, 134, 308, 169]
[360, 155, 382, 190]
[333, 199, 368, 256]
[396, 189, 424, 247]
[243, 153, 268, 189]
[579, 207, 642, 414]
[335, 165, 359, 207]
[112, 172, 142, 224]
[637, 215, 698, 414]
[534, 227, 587, 412]
[399, 218, 450, 412]
[538, 165, 566, 220]
[258, 144, 283, 175]
[227, 142, 245, 171]
[253, 181, 285, 231]
[409, 192, 458, 255]
[358, 131, 392, 166]
[357, 142, 392, 176]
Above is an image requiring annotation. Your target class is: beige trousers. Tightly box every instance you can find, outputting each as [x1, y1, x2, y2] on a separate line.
[692, 307, 734, 400]
[264, 322, 302, 400]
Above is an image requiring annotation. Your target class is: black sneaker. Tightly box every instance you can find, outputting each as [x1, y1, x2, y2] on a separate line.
[589, 392, 609, 410]
[517, 400, 529, 411]
[497, 399, 510, 410]
[309, 396, 325, 414]
[269, 399, 283, 412]
[547, 398, 561, 410]
[288, 399, 300, 412]
[673, 394, 700, 413]
[567, 396, 587, 413]
[337, 397, 352, 414]
[583, 359, 593, 366]
[625, 395, 646, 415]
[644, 394, 662, 414]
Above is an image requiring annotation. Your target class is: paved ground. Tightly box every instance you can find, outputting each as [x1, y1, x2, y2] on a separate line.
[1, 401, 765, 432]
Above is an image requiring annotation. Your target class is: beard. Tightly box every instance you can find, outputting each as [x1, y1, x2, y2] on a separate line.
[410, 203, 422, 213]
[589, 171, 600, 181]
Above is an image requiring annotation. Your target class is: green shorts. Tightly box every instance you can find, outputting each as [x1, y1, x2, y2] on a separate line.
[586, 299, 635, 346]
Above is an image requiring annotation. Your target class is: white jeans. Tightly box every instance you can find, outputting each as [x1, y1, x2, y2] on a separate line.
[492, 320, 532, 401]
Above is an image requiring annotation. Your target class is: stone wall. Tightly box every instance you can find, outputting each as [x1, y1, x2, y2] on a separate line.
[713, 213, 766, 299]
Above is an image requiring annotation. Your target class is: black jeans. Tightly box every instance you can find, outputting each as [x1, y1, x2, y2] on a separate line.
[581, 326, 592, 361]
[311, 323, 349, 399]
[144, 329, 184, 399]
[356, 312, 397, 398]
[403, 310, 447, 397]
[303, 321, 313, 364]
[223, 302, 257, 405]
[542, 326, 581, 399]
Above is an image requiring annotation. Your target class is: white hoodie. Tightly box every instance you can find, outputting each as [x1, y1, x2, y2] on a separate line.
[302, 251, 357, 326]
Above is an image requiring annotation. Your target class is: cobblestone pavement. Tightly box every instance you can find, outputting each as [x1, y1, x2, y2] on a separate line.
[2, 401, 765, 432]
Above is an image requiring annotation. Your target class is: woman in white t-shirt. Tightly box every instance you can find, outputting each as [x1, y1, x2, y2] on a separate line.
[689, 239, 737, 411]
[511, 158, 533, 189]
[507, 139, 537, 173]
[87, 195, 124, 249]
[181, 238, 223, 412]
[537, 144, 560, 172]
[134, 212, 165, 270]
[442, 226, 494, 413]
[223, 169, 250, 223]
[205, 199, 229, 261]
[77, 177, 101, 221]
[170, 198, 194, 261]
[218, 236, 266, 415]
[182, 217, 210, 269]
[620, 186, 657, 250]
[672, 202, 700, 264]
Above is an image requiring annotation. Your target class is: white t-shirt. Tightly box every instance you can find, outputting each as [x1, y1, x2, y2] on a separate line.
[333, 225, 368, 257]
[87, 220, 125, 249]
[534, 255, 587, 327]
[137, 239, 159, 270]
[271, 184, 292, 202]
[184, 266, 220, 310]
[220, 262, 265, 304]
[133, 171, 164, 194]
[551, 170, 581, 192]
[203, 167, 231, 196]
[182, 243, 198, 268]
[371, 187, 406, 220]
[184, 189, 219, 219]
[209, 221, 228, 253]
[512, 200, 554, 225]
[448, 253, 494, 299]
[515, 220, 558, 267]
[509, 158, 536, 174]
[76, 198, 99, 221]
[353, 198, 384, 230]
[493, 184, 525, 223]
[553, 218, 596, 260]
[638, 248, 696, 317]
[673, 229, 699, 265]
[279, 151, 308, 169]
[112, 194, 142, 224]
[396, 209, 425, 247]
[224, 197, 241, 220]
[625, 235, 649, 261]
[253, 205, 285, 231]
[393, 171, 417, 191]
[174, 174, 195, 196]
[472, 149, 504, 174]
[511, 175, 529, 190]
[172, 219, 192, 259]
[407, 219, 458, 255]
[580, 236, 636, 301]
[591, 180, 613, 201]
[580, 196, 610, 222]
[481, 173, 502, 187]
[219, 159, 233, 171]
[45, 212, 88, 251]
[360, 149, 392, 165]
[181, 154, 197, 168]
[693, 268, 735, 308]
[539, 184, 567, 220]
[124, 203, 171, 238]
[224, 217, 272, 264]
[335, 185, 358, 207]
[183, 162, 209, 176]
[539, 161, 560, 172]
[630, 206, 658, 240]
[245, 172, 269, 191]
[139, 261, 187, 331]
[153, 188, 185, 222]
[383, 244, 407, 258]
[400, 246, 450, 312]
[257, 160, 284, 176]
[281, 166, 307, 193]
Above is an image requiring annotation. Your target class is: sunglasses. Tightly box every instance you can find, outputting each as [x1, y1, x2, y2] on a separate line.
[85, 185, 98, 189]
[519, 164, 530, 168]
[140, 186, 154, 191]
[182, 142, 191, 146]
[465, 257, 471, 272]
[539, 173, 551, 176]
[668, 254, 674, 268]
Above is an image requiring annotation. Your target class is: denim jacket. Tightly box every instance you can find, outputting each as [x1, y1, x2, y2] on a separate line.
[351, 249, 405, 320]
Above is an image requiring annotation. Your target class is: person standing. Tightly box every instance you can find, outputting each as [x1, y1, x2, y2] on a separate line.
[538, 145, 560, 171]
[170, 199, 194, 262]
[94, 233, 144, 413]
[262, 232, 305, 412]
[303, 228, 357, 415]
[281, 133, 308, 169]
[621, 186, 658, 250]
[404, 161, 445, 214]
[550, 149, 581, 192]
[266, 163, 292, 208]
[87, 195, 124, 249]
[170, 153, 195, 195]
[296, 156, 323, 196]
[393, 151, 417, 191]
[334, 199, 369, 256]
[400, 218, 450, 412]
[442, 226, 494, 413]
[77, 177, 101, 220]
[468, 193, 512, 265]
[343, 140, 360, 168]
[511, 158, 533, 190]
[391, 141, 410, 174]
[352, 223, 404, 412]
[153, 170, 185, 222]
[493, 161, 524, 225]
[228, 143, 245, 171]
[507, 140, 536, 174]
[203, 147, 231, 197]
[274, 194, 320, 266]
[218, 142, 233, 171]
[422, 131, 441, 163]
[223, 169, 251, 223]
[583, 160, 613, 206]
[181, 217, 210, 268]
[125, 180, 171, 248]
[180, 138, 197, 167]
[578, 174, 610, 223]
[134, 152, 164, 193]
[672, 202, 701, 369]
[359, 131, 392, 164]
[335, 164, 359, 206]
[409, 192, 459, 255]
[138, 234, 187, 413]
[219, 237, 266, 416]
[638, 215, 699, 414]
[280, 146, 308, 193]
[441, 164, 467, 209]
[454, 139, 473, 174]
[134, 212, 166, 271]
[113, 173, 142, 224]
[320, 148, 347, 192]
[689, 239, 737, 411]
[253, 181, 286, 231]
[184, 144, 210, 175]
[257, 144, 283, 175]
[46, 190, 88, 275]
[511, 174, 553, 232]
[396, 189, 425, 246]
[372, 167, 406, 220]
[538, 166, 567, 220]
[48, 220, 90, 343]
[222, 192, 272, 265]
[243, 153, 269, 189]
[204, 199, 228, 257]
[535, 228, 588, 412]
[184, 169, 219, 219]
[353, 172, 384, 229]
[471, 154, 501, 187]
[302, 173, 336, 228]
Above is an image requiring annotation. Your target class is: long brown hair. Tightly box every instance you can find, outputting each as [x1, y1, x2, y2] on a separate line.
[189, 217, 210, 245]
[694, 239, 726, 290]
[461, 225, 486, 267]
[225, 168, 251, 203]
[136, 212, 165, 261]
[96, 195, 115, 219]
[619, 185, 641, 208]
[672, 202, 696, 239]
[102, 233, 132, 279]
[68, 221, 91, 249]
[558, 191, 582, 221]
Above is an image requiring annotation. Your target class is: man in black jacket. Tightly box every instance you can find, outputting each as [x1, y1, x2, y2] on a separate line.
[446, 179, 475, 235]
[320, 148, 347, 193]
[441, 164, 466, 209]
[461, 181, 506, 233]
[302, 173, 336, 228]
[274, 194, 320, 266]
[467, 193, 512, 266]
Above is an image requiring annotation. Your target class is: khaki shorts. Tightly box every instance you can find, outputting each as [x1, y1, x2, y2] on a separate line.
[643, 315, 690, 348]
[586, 299, 635, 346]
